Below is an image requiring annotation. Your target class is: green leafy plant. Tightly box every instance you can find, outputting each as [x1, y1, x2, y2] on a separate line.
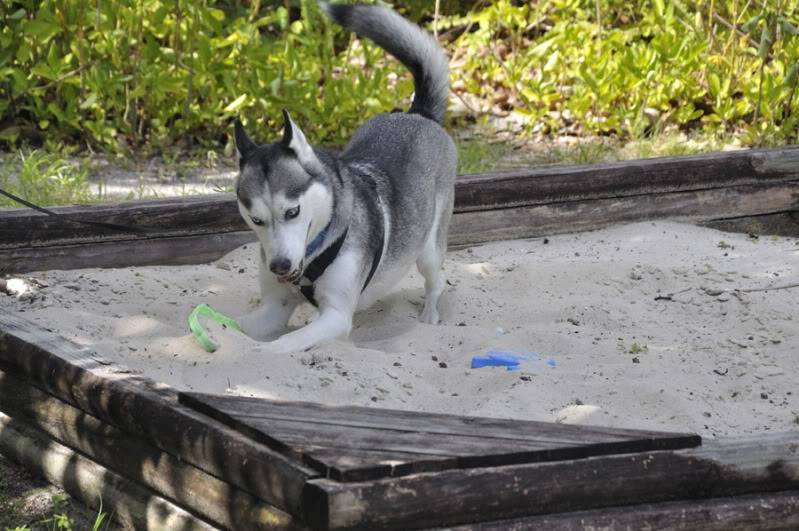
[4, 495, 110, 531]
[0, 150, 93, 207]
[0, 0, 410, 152]
[1, 0, 798, 155]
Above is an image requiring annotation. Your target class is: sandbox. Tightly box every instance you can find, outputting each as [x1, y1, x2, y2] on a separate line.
[4, 221, 797, 439]
[1, 148, 798, 530]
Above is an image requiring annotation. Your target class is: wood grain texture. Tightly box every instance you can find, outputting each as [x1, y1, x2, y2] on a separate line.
[0, 371, 304, 530]
[179, 393, 699, 482]
[2, 148, 798, 273]
[0, 193, 243, 249]
[454, 146, 799, 211]
[448, 182, 799, 246]
[303, 431, 799, 530]
[0, 310, 317, 515]
[0, 411, 221, 531]
[702, 211, 799, 238]
[439, 490, 799, 531]
[0, 230, 256, 273]
[6, 183, 796, 273]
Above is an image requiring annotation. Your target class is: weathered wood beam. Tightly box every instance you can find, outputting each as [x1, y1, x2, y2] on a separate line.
[3, 179, 797, 273]
[0, 310, 318, 516]
[0, 193, 243, 249]
[454, 146, 799, 211]
[1, 231, 256, 273]
[0, 371, 303, 530]
[0, 411, 220, 531]
[440, 490, 799, 530]
[2, 147, 797, 253]
[448, 182, 798, 246]
[179, 392, 699, 483]
[302, 431, 799, 530]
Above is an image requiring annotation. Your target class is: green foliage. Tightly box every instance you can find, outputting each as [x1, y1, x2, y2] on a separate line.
[4, 495, 109, 531]
[1, 0, 798, 154]
[444, 0, 799, 143]
[0, 150, 94, 207]
[0, 0, 410, 152]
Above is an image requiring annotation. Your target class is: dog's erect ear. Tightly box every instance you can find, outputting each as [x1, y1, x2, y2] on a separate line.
[234, 119, 257, 163]
[281, 109, 314, 161]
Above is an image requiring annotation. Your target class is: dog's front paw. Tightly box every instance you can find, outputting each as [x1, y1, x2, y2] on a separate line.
[267, 335, 315, 354]
[419, 307, 440, 325]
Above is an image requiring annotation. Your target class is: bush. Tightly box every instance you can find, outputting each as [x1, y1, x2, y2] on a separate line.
[0, 0, 412, 152]
[443, 0, 799, 144]
[0, 150, 93, 207]
[1, 0, 798, 153]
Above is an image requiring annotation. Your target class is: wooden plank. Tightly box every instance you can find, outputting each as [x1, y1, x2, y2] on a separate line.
[2, 147, 797, 252]
[0, 370, 303, 530]
[439, 490, 799, 530]
[303, 448, 457, 482]
[0, 411, 221, 531]
[5, 183, 796, 274]
[0, 230, 256, 273]
[0, 310, 317, 515]
[454, 146, 799, 211]
[2, 149, 798, 273]
[5, 184, 796, 275]
[180, 394, 699, 482]
[302, 431, 799, 530]
[0, 193, 243, 249]
[702, 211, 799, 238]
[448, 182, 799, 246]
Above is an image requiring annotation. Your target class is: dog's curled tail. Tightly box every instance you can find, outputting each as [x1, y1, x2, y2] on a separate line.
[320, 2, 449, 125]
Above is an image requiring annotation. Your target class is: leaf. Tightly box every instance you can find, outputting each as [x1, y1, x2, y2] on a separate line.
[579, 63, 599, 92]
[688, 109, 705, 120]
[786, 63, 799, 86]
[80, 93, 98, 109]
[652, 0, 664, 19]
[25, 20, 62, 41]
[208, 9, 225, 22]
[780, 19, 799, 37]
[708, 71, 721, 97]
[741, 15, 761, 33]
[543, 50, 559, 72]
[224, 94, 248, 113]
[758, 26, 772, 59]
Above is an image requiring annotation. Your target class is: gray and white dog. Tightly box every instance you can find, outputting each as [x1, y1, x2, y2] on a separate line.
[233, 2, 457, 353]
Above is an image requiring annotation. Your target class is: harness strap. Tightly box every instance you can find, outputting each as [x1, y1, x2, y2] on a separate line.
[296, 227, 349, 307]
[294, 167, 385, 307]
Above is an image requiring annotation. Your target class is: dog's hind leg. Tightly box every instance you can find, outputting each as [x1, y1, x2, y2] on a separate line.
[417, 195, 451, 325]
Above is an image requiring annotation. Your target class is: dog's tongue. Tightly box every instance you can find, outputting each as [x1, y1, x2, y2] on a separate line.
[280, 270, 300, 282]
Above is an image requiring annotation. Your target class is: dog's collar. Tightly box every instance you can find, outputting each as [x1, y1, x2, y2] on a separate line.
[305, 224, 330, 257]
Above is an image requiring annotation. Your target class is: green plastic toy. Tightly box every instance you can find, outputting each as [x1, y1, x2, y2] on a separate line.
[189, 303, 242, 353]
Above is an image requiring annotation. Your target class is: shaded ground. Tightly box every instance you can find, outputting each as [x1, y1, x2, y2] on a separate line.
[0, 453, 111, 530]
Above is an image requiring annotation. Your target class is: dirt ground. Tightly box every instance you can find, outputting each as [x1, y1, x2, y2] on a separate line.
[0, 453, 111, 530]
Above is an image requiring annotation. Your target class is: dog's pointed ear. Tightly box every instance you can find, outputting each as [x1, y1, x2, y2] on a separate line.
[281, 109, 313, 160]
[234, 119, 257, 163]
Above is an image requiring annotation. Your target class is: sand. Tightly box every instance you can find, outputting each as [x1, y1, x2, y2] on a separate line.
[4, 221, 798, 438]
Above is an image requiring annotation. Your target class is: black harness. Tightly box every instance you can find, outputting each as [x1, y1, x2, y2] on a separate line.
[295, 210, 384, 308]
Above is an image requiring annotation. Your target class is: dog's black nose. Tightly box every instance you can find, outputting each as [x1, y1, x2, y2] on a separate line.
[270, 257, 291, 276]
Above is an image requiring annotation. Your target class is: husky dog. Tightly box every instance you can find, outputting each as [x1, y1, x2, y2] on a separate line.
[233, 2, 457, 353]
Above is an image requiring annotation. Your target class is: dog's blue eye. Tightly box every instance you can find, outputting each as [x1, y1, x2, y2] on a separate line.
[285, 206, 300, 220]
[251, 217, 264, 226]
